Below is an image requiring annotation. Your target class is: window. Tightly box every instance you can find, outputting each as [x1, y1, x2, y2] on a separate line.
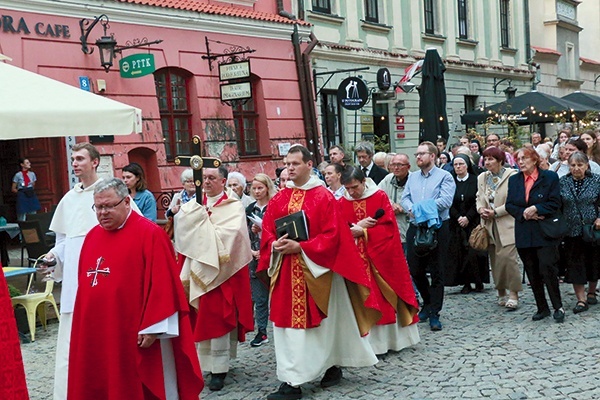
[424, 0, 436, 34]
[365, 0, 379, 23]
[565, 42, 575, 79]
[312, 0, 331, 14]
[233, 97, 259, 156]
[499, 0, 510, 48]
[154, 69, 192, 160]
[464, 95, 478, 129]
[320, 90, 343, 151]
[458, 0, 468, 39]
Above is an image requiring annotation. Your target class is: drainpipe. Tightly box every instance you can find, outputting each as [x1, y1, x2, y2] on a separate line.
[292, 24, 321, 162]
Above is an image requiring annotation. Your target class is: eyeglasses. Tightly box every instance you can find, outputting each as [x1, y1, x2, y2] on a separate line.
[183, 180, 194, 184]
[414, 152, 431, 158]
[92, 197, 126, 213]
[389, 163, 409, 167]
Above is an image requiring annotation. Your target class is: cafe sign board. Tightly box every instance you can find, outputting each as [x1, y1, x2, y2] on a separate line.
[220, 81, 252, 101]
[219, 60, 251, 81]
[119, 54, 156, 79]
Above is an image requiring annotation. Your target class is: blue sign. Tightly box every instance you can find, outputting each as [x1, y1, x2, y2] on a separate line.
[79, 76, 91, 91]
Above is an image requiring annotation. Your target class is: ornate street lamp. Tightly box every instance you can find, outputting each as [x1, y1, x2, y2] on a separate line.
[80, 14, 116, 73]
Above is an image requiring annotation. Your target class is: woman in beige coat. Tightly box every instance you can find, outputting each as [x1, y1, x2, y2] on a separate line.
[476, 146, 523, 310]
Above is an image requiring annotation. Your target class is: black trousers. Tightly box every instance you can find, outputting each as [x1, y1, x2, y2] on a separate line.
[518, 246, 562, 312]
[405, 220, 449, 316]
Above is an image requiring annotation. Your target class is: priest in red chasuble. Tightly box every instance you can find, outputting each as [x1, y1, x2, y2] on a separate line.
[339, 166, 421, 355]
[258, 145, 382, 400]
[174, 166, 254, 392]
[68, 178, 203, 400]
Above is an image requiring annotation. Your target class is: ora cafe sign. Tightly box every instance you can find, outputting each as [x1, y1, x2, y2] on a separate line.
[119, 54, 156, 79]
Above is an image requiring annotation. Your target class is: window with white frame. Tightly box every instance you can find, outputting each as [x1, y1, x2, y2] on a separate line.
[499, 0, 510, 48]
[457, 0, 468, 39]
[312, 0, 332, 14]
[565, 42, 575, 79]
[365, 0, 379, 23]
[424, 0, 436, 34]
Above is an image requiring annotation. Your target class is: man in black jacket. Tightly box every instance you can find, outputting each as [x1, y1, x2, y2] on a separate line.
[354, 141, 388, 184]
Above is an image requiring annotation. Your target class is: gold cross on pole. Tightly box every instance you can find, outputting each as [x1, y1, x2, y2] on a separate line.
[174, 135, 222, 204]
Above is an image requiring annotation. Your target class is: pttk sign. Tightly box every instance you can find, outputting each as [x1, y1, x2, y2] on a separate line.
[119, 54, 155, 79]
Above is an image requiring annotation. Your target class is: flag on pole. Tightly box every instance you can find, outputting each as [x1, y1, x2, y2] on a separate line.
[398, 60, 424, 84]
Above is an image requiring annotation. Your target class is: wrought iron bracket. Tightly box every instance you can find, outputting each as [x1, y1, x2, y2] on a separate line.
[202, 36, 255, 71]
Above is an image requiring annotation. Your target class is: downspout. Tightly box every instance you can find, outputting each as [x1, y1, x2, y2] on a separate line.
[292, 24, 321, 162]
[523, 0, 538, 90]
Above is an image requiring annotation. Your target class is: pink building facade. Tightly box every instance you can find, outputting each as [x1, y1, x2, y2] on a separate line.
[0, 0, 312, 218]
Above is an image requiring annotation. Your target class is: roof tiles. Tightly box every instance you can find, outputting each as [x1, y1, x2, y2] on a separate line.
[117, 0, 310, 25]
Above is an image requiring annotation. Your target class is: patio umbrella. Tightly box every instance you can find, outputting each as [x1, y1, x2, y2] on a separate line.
[562, 91, 600, 111]
[418, 48, 449, 143]
[0, 59, 142, 140]
[484, 91, 588, 123]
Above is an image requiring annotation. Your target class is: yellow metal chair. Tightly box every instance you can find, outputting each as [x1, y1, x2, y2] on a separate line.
[11, 258, 60, 341]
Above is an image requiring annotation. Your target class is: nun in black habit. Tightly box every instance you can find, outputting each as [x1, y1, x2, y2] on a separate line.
[445, 154, 490, 293]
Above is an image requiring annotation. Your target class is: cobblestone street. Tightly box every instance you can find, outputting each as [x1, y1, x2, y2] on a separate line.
[20, 282, 600, 400]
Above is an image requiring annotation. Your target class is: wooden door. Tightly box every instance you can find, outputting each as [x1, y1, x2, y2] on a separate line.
[19, 138, 68, 214]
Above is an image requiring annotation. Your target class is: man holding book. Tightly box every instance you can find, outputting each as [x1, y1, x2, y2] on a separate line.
[258, 145, 381, 400]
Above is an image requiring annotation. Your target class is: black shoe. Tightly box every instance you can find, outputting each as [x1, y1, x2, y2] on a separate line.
[474, 283, 484, 293]
[429, 314, 443, 331]
[573, 301, 589, 314]
[587, 293, 598, 305]
[320, 366, 342, 388]
[250, 331, 269, 347]
[267, 383, 302, 400]
[531, 310, 551, 321]
[208, 373, 226, 391]
[460, 284, 472, 294]
[554, 308, 565, 323]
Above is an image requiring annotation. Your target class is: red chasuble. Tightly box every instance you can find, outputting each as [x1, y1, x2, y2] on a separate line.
[258, 184, 381, 330]
[339, 189, 419, 325]
[68, 212, 203, 400]
[0, 263, 29, 400]
[192, 266, 254, 342]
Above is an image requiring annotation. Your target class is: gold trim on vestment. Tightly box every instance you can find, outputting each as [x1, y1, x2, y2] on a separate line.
[190, 270, 208, 292]
[345, 280, 381, 336]
[396, 299, 415, 327]
[219, 254, 231, 264]
[288, 189, 307, 328]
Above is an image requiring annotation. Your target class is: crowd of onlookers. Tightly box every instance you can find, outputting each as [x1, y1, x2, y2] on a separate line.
[167, 125, 600, 335]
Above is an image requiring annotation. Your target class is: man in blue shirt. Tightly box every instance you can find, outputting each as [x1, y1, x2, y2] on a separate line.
[401, 141, 455, 331]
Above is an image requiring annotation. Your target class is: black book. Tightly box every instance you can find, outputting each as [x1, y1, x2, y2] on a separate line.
[275, 210, 309, 241]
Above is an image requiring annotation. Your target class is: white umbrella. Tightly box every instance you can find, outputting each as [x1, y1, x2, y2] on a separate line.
[0, 58, 142, 140]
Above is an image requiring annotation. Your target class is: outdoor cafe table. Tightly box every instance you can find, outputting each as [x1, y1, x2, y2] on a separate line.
[3, 267, 37, 278]
[0, 223, 20, 266]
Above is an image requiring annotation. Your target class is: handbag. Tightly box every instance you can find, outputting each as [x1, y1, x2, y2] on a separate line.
[566, 182, 600, 245]
[413, 224, 438, 257]
[538, 211, 568, 240]
[582, 224, 600, 245]
[469, 224, 489, 251]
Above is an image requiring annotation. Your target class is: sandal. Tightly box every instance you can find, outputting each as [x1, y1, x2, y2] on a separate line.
[573, 300, 589, 314]
[587, 293, 598, 305]
[505, 298, 518, 311]
[497, 295, 508, 307]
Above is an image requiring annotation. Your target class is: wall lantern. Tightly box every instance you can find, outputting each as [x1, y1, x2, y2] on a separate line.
[80, 14, 163, 73]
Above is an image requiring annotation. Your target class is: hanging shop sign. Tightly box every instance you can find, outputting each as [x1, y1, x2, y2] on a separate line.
[119, 54, 155, 79]
[337, 77, 369, 110]
[219, 60, 251, 81]
[377, 68, 391, 91]
[220, 81, 252, 101]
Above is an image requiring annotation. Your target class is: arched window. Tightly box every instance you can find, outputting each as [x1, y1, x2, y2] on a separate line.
[232, 75, 264, 156]
[154, 69, 192, 160]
